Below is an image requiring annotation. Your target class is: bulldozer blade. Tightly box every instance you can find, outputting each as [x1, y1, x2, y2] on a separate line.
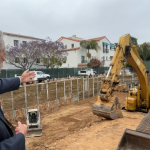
[26, 128, 42, 137]
[117, 129, 150, 150]
[92, 96, 123, 120]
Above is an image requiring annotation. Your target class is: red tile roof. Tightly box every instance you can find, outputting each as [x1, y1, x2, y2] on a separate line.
[3, 32, 43, 40]
[57, 36, 107, 42]
[64, 47, 80, 52]
[57, 36, 82, 42]
[87, 36, 106, 41]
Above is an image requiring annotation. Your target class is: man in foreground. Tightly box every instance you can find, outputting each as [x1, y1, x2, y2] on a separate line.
[0, 30, 36, 150]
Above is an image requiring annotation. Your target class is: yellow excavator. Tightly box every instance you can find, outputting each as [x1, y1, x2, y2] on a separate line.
[92, 34, 150, 149]
[92, 34, 150, 119]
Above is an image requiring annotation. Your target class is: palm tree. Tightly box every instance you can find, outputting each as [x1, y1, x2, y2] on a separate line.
[80, 40, 100, 61]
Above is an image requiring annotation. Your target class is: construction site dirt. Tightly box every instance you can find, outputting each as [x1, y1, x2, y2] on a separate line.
[24, 91, 146, 150]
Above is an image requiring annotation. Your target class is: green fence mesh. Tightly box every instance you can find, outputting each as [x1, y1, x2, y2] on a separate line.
[0, 67, 110, 79]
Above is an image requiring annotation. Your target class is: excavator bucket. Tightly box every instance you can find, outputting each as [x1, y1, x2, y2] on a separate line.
[117, 112, 150, 150]
[117, 129, 150, 150]
[92, 96, 123, 120]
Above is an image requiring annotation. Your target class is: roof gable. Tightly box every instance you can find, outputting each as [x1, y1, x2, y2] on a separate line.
[57, 37, 82, 42]
[3, 32, 43, 40]
[87, 36, 106, 41]
[57, 36, 109, 43]
[64, 47, 80, 52]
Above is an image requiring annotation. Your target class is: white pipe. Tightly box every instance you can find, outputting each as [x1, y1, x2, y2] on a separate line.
[106, 66, 112, 78]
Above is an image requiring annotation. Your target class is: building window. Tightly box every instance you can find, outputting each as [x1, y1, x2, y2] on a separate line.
[23, 41, 27, 45]
[103, 56, 105, 61]
[14, 40, 18, 46]
[103, 43, 105, 52]
[36, 58, 40, 63]
[106, 45, 109, 53]
[23, 58, 27, 63]
[103, 42, 109, 53]
[71, 44, 74, 48]
[110, 56, 113, 60]
[15, 57, 19, 63]
[65, 45, 67, 49]
[81, 56, 85, 63]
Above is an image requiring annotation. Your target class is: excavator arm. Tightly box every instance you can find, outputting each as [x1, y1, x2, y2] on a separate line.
[92, 34, 149, 119]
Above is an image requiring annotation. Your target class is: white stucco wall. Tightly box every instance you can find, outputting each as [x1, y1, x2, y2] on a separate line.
[3, 35, 39, 47]
[60, 37, 115, 68]
[76, 47, 87, 64]
[99, 38, 115, 67]
[61, 50, 78, 68]
[60, 38, 80, 49]
[82, 38, 115, 67]
[3, 34, 44, 69]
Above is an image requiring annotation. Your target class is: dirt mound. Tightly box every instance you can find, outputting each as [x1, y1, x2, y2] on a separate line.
[22, 92, 146, 150]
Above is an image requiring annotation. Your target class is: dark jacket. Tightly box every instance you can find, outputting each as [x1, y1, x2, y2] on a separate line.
[0, 77, 25, 150]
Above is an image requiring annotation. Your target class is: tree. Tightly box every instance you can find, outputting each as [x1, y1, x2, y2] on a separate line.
[137, 42, 150, 61]
[87, 59, 101, 68]
[6, 41, 41, 70]
[130, 36, 138, 45]
[80, 40, 100, 61]
[114, 43, 118, 48]
[38, 38, 68, 69]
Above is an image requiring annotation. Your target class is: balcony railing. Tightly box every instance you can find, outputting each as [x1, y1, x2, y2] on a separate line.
[103, 49, 109, 53]
[81, 60, 88, 63]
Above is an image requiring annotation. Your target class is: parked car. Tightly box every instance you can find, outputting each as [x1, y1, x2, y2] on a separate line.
[15, 71, 50, 83]
[78, 69, 96, 77]
[32, 71, 50, 82]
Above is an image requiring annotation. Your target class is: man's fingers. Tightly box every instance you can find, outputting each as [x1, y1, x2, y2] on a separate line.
[29, 79, 34, 82]
[29, 72, 36, 76]
[18, 121, 21, 126]
[26, 69, 29, 73]
[30, 75, 35, 79]
[23, 69, 29, 74]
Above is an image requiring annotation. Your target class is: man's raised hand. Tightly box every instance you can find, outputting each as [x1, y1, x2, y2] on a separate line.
[19, 69, 36, 83]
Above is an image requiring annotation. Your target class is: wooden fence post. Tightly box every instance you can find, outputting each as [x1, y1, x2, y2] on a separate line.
[88, 77, 90, 98]
[97, 77, 98, 95]
[11, 91, 15, 120]
[83, 78, 84, 100]
[55, 81, 59, 108]
[64, 79, 66, 105]
[23, 83, 28, 123]
[70, 79, 72, 103]
[93, 77, 94, 97]
[77, 78, 79, 101]
[36, 81, 40, 111]
[45, 80, 49, 108]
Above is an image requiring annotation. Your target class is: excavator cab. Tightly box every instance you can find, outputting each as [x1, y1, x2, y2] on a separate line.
[125, 87, 138, 111]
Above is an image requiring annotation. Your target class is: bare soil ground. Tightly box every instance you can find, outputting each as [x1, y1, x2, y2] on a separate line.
[26, 92, 146, 150]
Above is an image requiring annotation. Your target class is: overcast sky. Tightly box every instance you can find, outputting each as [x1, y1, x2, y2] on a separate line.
[0, 0, 149, 44]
